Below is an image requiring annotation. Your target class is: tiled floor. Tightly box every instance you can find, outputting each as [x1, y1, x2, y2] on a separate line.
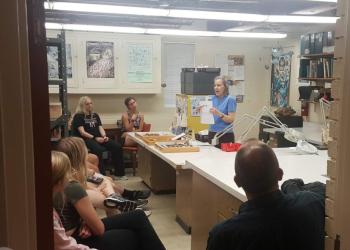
[119, 175, 191, 250]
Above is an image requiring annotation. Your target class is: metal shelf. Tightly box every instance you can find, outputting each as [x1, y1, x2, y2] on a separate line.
[47, 30, 69, 137]
[300, 53, 334, 58]
[299, 78, 335, 81]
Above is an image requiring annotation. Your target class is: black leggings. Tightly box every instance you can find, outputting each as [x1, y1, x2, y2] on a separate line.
[208, 131, 235, 148]
[74, 210, 165, 250]
[85, 138, 124, 176]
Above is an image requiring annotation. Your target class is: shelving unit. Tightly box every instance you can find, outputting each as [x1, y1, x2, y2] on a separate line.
[47, 30, 70, 138]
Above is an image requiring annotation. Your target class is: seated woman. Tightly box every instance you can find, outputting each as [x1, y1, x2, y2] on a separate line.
[121, 97, 145, 146]
[71, 96, 126, 179]
[56, 137, 151, 216]
[52, 146, 165, 250]
[52, 151, 95, 250]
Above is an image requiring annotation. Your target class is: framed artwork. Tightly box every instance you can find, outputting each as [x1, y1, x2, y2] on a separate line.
[86, 41, 114, 78]
[270, 52, 292, 107]
[127, 44, 153, 83]
[66, 43, 73, 79]
[47, 43, 73, 80]
[47, 46, 59, 79]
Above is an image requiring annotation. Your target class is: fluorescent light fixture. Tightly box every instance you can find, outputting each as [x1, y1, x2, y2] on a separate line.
[220, 32, 287, 39]
[306, 0, 337, 2]
[44, 1, 338, 24]
[266, 15, 338, 23]
[44, 2, 169, 16]
[146, 28, 217, 37]
[292, 5, 336, 15]
[45, 23, 145, 34]
[169, 9, 266, 22]
[45, 22, 287, 39]
[226, 25, 258, 32]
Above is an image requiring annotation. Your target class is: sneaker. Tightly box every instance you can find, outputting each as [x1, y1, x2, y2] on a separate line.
[114, 175, 128, 181]
[136, 199, 148, 208]
[133, 190, 151, 200]
[136, 207, 152, 217]
[104, 194, 137, 212]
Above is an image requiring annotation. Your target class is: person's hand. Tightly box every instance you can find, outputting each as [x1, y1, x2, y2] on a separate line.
[196, 105, 204, 112]
[210, 107, 220, 116]
[103, 136, 109, 142]
[79, 223, 92, 239]
[95, 137, 104, 143]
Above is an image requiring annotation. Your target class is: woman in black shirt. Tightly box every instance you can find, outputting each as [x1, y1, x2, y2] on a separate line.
[72, 96, 125, 179]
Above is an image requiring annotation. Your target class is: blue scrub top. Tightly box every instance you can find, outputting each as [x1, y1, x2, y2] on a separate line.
[209, 95, 237, 133]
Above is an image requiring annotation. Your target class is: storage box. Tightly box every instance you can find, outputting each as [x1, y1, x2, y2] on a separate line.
[181, 68, 220, 95]
[49, 102, 62, 121]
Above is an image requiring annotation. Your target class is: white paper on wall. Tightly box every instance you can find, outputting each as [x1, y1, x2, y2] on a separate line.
[214, 54, 228, 76]
[230, 81, 245, 96]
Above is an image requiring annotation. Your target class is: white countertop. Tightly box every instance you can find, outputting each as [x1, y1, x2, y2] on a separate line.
[128, 132, 219, 169]
[129, 132, 328, 203]
[186, 148, 328, 202]
[263, 122, 323, 145]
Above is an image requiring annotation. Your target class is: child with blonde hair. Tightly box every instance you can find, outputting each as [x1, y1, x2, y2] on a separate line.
[54, 138, 164, 250]
[52, 151, 95, 250]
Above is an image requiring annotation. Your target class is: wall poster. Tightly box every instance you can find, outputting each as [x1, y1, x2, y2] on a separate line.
[128, 44, 153, 83]
[47, 46, 59, 79]
[86, 41, 114, 78]
[47, 44, 73, 80]
[270, 52, 292, 107]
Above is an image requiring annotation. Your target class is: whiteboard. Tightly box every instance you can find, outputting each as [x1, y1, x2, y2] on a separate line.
[164, 43, 195, 107]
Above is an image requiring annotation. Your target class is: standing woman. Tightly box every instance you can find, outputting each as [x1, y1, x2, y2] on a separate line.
[71, 96, 126, 179]
[208, 76, 237, 146]
[121, 97, 145, 147]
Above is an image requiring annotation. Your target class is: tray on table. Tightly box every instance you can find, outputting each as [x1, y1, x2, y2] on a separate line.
[135, 132, 174, 145]
[155, 141, 200, 153]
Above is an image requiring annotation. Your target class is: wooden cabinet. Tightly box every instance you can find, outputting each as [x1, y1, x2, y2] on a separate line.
[137, 146, 176, 193]
[47, 30, 161, 94]
[191, 172, 242, 250]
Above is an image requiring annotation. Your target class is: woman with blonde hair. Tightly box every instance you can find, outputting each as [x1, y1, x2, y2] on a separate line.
[53, 142, 165, 250]
[56, 137, 150, 214]
[52, 150, 95, 250]
[71, 96, 126, 179]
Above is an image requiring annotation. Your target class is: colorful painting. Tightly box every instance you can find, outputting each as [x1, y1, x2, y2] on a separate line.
[270, 52, 292, 107]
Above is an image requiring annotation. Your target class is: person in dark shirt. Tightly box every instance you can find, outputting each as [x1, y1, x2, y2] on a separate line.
[71, 96, 126, 179]
[207, 139, 325, 250]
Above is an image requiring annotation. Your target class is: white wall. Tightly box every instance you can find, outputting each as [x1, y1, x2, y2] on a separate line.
[50, 33, 307, 137]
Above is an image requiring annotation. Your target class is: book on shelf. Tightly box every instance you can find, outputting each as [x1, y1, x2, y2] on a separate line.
[299, 58, 333, 79]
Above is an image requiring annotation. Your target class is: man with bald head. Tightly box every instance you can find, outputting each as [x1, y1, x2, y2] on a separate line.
[207, 139, 325, 250]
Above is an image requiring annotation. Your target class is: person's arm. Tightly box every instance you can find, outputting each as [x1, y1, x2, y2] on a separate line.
[74, 196, 105, 236]
[214, 96, 237, 124]
[98, 126, 107, 138]
[77, 126, 95, 140]
[53, 210, 95, 250]
[65, 182, 105, 236]
[219, 112, 235, 124]
[122, 113, 134, 132]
